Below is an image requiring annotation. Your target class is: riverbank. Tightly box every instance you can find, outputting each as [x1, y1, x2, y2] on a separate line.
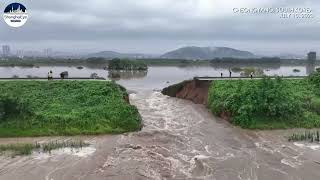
[162, 77, 320, 129]
[0, 81, 142, 137]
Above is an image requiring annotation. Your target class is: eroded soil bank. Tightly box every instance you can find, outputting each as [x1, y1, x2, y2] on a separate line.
[162, 79, 211, 105]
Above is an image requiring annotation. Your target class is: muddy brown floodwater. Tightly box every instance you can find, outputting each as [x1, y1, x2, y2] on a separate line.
[1, 91, 320, 180]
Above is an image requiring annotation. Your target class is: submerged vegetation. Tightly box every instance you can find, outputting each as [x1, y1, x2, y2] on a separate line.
[230, 67, 265, 76]
[208, 75, 320, 129]
[0, 143, 40, 157]
[231, 67, 243, 72]
[108, 70, 148, 80]
[107, 58, 148, 70]
[0, 140, 89, 157]
[0, 81, 141, 137]
[288, 131, 320, 142]
[240, 67, 265, 77]
[42, 140, 89, 153]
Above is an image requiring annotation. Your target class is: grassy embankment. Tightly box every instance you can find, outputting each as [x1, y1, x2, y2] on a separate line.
[208, 71, 320, 129]
[0, 81, 141, 137]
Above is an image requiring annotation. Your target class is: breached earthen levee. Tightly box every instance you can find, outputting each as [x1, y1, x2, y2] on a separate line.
[162, 79, 211, 105]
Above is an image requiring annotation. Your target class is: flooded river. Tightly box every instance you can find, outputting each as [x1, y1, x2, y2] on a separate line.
[1, 64, 320, 179]
[1, 90, 320, 180]
[0, 63, 319, 90]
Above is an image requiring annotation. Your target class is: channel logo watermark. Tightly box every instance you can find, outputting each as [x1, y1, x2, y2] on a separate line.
[3, 3, 28, 27]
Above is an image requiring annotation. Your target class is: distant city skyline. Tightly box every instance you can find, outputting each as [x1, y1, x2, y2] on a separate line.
[2, 45, 10, 57]
[0, 44, 317, 60]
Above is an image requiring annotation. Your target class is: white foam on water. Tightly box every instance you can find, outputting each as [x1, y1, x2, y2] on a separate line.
[293, 142, 305, 148]
[194, 154, 210, 160]
[309, 145, 320, 150]
[281, 159, 300, 168]
[255, 142, 275, 154]
[129, 93, 137, 99]
[294, 142, 320, 150]
[204, 145, 211, 154]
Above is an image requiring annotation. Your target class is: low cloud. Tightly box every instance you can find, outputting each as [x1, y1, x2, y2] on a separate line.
[0, 0, 319, 55]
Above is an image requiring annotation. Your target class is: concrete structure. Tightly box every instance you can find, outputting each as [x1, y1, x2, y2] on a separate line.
[306, 61, 316, 75]
[306, 52, 317, 75]
[2, 45, 10, 57]
[308, 52, 316, 61]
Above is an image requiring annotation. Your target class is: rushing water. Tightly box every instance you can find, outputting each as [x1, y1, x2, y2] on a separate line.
[1, 63, 320, 180]
[1, 91, 320, 180]
[96, 92, 320, 180]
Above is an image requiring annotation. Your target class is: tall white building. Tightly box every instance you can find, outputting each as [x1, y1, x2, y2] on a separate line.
[43, 48, 53, 57]
[17, 50, 24, 58]
[2, 45, 10, 57]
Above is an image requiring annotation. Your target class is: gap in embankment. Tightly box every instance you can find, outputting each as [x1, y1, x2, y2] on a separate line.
[162, 79, 211, 105]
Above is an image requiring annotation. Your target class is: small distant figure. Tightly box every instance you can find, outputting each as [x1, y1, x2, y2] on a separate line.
[90, 73, 99, 79]
[48, 70, 53, 80]
[229, 69, 232, 78]
[221, 73, 223, 78]
[60, 71, 69, 80]
[250, 72, 254, 79]
[60, 73, 65, 80]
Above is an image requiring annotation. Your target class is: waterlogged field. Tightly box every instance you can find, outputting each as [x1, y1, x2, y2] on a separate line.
[0, 81, 141, 137]
[208, 78, 320, 129]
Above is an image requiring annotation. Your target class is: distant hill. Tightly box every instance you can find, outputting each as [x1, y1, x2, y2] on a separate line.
[86, 47, 256, 60]
[161, 46, 255, 60]
[86, 51, 152, 59]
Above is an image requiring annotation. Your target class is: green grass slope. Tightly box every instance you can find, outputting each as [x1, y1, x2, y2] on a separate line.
[208, 77, 320, 129]
[0, 81, 141, 137]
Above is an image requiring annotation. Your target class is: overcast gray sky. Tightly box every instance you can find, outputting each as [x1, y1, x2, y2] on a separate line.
[0, 0, 319, 55]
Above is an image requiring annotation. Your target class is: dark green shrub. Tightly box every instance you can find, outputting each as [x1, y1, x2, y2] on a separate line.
[208, 77, 302, 128]
[309, 70, 320, 95]
[0, 96, 31, 121]
[310, 98, 320, 114]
